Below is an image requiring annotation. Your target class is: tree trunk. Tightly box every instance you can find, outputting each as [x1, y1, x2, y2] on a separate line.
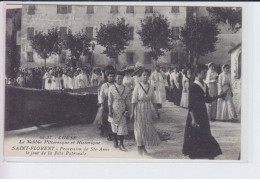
[44, 58, 46, 70]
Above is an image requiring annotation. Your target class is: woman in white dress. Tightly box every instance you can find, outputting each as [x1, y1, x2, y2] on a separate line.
[108, 71, 130, 151]
[216, 64, 237, 121]
[180, 68, 191, 108]
[43, 70, 53, 90]
[131, 69, 161, 156]
[205, 63, 219, 121]
[123, 70, 135, 114]
[150, 65, 166, 109]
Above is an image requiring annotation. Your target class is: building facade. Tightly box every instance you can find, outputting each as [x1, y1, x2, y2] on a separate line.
[20, 5, 188, 69]
[229, 43, 241, 114]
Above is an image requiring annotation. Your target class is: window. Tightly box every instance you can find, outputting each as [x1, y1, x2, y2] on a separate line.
[60, 27, 67, 40]
[27, 27, 34, 40]
[129, 27, 134, 40]
[171, 52, 178, 64]
[27, 5, 36, 15]
[57, 5, 72, 14]
[110, 6, 119, 14]
[86, 27, 93, 40]
[60, 51, 67, 63]
[27, 52, 34, 62]
[126, 52, 134, 64]
[171, 6, 179, 13]
[126, 6, 134, 13]
[87, 5, 94, 14]
[172, 27, 180, 40]
[145, 6, 153, 13]
[144, 52, 152, 64]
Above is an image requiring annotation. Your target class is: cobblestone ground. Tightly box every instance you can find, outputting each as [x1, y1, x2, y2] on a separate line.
[5, 101, 241, 160]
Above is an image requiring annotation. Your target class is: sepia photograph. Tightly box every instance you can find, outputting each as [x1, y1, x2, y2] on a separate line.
[4, 2, 242, 161]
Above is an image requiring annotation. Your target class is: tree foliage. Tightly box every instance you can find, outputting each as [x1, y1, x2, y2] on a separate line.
[30, 27, 60, 68]
[181, 16, 220, 62]
[137, 13, 175, 61]
[96, 18, 131, 61]
[206, 7, 242, 33]
[65, 29, 92, 63]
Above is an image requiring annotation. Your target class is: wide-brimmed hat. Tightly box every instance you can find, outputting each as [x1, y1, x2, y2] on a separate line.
[222, 64, 230, 71]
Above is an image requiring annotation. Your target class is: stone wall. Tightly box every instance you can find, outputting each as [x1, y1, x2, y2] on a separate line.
[230, 46, 241, 114]
[20, 5, 187, 69]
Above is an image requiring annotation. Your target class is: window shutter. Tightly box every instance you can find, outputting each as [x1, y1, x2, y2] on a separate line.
[145, 6, 153, 13]
[172, 6, 179, 13]
[28, 5, 36, 15]
[126, 6, 134, 13]
[57, 5, 61, 14]
[87, 5, 94, 14]
[129, 27, 134, 40]
[86, 27, 93, 40]
[68, 5, 72, 13]
[27, 52, 33, 62]
[60, 27, 67, 40]
[27, 27, 34, 40]
[126, 52, 134, 64]
[111, 6, 118, 14]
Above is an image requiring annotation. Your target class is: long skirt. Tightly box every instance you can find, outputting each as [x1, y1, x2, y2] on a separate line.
[110, 100, 128, 136]
[100, 100, 112, 136]
[206, 83, 218, 120]
[134, 101, 161, 147]
[216, 89, 237, 120]
[180, 91, 189, 108]
[183, 113, 222, 159]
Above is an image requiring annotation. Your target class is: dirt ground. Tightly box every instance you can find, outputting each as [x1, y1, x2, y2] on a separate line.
[4, 101, 241, 160]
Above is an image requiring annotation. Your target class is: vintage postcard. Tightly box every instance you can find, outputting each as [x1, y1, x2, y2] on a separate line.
[3, 2, 244, 162]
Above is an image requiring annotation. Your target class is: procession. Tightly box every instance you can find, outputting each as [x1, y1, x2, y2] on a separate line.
[5, 61, 238, 159]
[4, 5, 241, 160]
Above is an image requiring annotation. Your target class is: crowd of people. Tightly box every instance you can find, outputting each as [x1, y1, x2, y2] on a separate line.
[92, 62, 237, 158]
[6, 61, 238, 159]
[5, 66, 103, 90]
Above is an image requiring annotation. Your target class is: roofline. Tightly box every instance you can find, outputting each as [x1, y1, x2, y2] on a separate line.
[228, 43, 242, 54]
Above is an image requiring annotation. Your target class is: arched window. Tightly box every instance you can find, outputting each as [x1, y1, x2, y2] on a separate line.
[237, 52, 241, 79]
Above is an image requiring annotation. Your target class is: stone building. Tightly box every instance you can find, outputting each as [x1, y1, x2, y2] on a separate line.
[6, 8, 21, 76]
[20, 5, 189, 69]
[229, 43, 241, 114]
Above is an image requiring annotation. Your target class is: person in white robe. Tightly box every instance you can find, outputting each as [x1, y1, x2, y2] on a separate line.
[43, 70, 53, 90]
[205, 63, 219, 121]
[150, 65, 166, 108]
[77, 69, 89, 88]
[180, 68, 191, 108]
[216, 64, 237, 121]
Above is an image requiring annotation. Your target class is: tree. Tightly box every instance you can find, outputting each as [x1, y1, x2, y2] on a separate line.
[96, 18, 131, 68]
[137, 13, 175, 63]
[206, 7, 242, 33]
[30, 28, 60, 69]
[65, 29, 92, 67]
[180, 16, 220, 64]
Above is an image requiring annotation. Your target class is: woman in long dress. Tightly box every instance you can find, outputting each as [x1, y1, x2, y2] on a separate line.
[205, 63, 219, 121]
[131, 69, 161, 156]
[170, 67, 181, 106]
[216, 64, 237, 121]
[43, 70, 53, 90]
[183, 64, 225, 159]
[180, 68, 191, 108]
[97, 70, 116, 140]
[108, 71, 130, 151]
[123, 70, 135, 115]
